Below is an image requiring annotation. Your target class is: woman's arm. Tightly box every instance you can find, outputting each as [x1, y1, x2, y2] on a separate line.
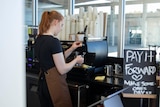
[64, 41, 82, 58]
[64, 46, 74, 58]
[53, 52, 84, 75]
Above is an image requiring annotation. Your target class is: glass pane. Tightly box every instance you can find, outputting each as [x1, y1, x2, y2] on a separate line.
[25, 0, 66, 45]
[147, 3, 160, 13]
[124, 2, 160, 61]
[125, 4, 143, 47]
[75, 2, 114, 57]
[24, 0, 160, 61]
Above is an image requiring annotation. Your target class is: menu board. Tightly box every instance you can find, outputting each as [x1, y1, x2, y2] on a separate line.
[123, 49, 156, 98]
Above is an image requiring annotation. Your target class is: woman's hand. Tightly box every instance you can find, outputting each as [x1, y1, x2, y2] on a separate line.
[71, 41, 82, 51]
[75, 55, 84, 64]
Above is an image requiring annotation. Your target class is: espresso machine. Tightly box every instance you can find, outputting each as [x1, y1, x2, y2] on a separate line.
[61, 37, 124, 107]
[26, 26, 39, 73]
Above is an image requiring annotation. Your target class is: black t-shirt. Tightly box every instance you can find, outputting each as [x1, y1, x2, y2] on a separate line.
[34, 35, 63, 71]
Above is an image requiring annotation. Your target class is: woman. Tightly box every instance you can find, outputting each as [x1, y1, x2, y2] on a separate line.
[34, 10, 84, 107]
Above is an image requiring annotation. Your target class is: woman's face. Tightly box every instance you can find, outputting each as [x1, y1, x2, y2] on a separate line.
[54, 19, 64, 36]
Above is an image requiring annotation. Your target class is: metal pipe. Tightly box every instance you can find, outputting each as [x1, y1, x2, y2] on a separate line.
[110, 4, 115, 46]
[32, 0, 38, 26]
[68, 0, 75, 15]
[141, 2, 147, 47]
[117, 0, 126, 57]
[78, 87, 80, 107]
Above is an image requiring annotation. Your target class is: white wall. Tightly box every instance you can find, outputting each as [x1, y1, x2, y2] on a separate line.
[0, 1, 26, 107]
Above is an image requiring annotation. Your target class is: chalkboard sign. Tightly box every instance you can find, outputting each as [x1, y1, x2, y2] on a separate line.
[123, 49, 157, 98]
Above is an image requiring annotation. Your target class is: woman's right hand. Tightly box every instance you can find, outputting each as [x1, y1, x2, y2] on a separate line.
[76, 55, 84, 64]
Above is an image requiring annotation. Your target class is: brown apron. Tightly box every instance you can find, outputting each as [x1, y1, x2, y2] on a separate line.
[44, 67, 72, 107]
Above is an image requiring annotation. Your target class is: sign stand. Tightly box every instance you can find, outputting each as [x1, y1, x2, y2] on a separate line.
[123, 49, 157, 107]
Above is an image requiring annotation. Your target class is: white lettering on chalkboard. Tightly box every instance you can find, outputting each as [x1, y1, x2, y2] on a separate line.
[132, 86, 152, 94]
[124, 80, 155, 87]
[124, 80, 140, 86]
[124, 50, 156, 95]
[132, 86, 147, 94]
[144, 51, 154, 62]
[126, 50, 143, 63]
[126, 50, 154, 63]
[124, 80, 155, 94]
[141, 81, 155, 86]
[125, 64, 156, 75]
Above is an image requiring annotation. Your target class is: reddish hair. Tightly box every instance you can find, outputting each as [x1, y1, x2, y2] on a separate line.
[38, 10, 64, 36]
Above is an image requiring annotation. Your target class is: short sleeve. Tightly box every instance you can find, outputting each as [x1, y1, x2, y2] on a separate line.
[48, 37, 63, 54]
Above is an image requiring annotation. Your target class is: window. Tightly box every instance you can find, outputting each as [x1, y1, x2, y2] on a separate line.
[25, 0, 160, 60]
